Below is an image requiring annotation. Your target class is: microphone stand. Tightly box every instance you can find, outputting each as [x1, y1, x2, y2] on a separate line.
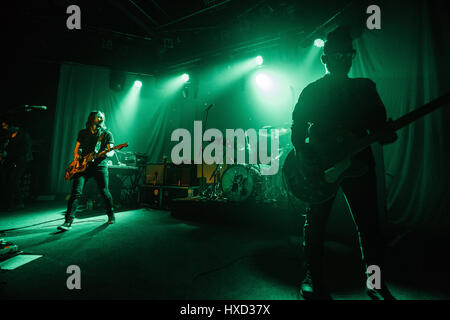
[200, 104, 213, 197]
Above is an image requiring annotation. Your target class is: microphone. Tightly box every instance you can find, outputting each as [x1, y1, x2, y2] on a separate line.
[24, 105, 47, 111]
[204, 104, 214, 112]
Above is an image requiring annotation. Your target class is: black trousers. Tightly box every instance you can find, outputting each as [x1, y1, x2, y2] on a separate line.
[302, 165, 386, 285]
[66, 165, 114, 221]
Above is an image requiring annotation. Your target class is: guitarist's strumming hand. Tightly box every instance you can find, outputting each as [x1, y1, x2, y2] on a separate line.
[297, 144, 323, 180]
[378, 119, 398, 145]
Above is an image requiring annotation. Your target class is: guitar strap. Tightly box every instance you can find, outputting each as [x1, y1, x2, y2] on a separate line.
[94, 130, 106, 153]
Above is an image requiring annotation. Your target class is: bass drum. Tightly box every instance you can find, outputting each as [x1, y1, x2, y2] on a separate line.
[221, 165, 262, 202]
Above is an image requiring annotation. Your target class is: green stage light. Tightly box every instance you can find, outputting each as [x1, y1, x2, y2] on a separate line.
[255, 56, 264, 66]
[249, 68, 292, 123]
[134, 80, 142, 88]
[254, 72, 273, 91]
[182, 73, 190, 82]
[314, 39, 325, 48]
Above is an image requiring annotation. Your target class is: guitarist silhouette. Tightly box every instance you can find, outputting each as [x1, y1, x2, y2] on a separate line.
[290, 26, 397, 300]
[58, 110, 116, 231]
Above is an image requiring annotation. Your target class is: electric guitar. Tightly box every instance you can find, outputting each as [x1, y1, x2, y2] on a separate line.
[64, 143, 129, 180]
[283, 91, 450, 204]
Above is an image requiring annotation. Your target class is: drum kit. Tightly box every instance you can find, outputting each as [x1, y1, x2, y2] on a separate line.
[200, 124, 294, 203]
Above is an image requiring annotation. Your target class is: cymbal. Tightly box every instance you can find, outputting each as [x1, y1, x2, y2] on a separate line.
[259, 126, 291, 136]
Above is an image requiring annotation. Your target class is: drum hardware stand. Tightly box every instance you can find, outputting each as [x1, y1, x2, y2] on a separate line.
[202, 163, 224, 200]
[212, 163, 223, 198]
[199, 104, 214, 197]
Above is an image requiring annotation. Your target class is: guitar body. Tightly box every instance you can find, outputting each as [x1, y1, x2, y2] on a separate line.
[64, 143, 129, 180]
[64, 157, 90, 180]
[283, 149, 339, 204]
[282, 130, 369, 204]
[283, 91, 450, 204]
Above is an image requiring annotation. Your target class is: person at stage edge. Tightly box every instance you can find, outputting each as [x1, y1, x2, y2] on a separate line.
[291, 26, 398, 300]
[58, 110, 116, 231]
[0, 118, 33, 211]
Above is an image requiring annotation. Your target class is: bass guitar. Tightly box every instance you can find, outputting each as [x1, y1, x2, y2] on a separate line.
[283, 91, 450, 204]
[64, 143, 129, 180]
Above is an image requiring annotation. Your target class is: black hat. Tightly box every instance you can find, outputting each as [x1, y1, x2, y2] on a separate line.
[324, 25, 353, 54]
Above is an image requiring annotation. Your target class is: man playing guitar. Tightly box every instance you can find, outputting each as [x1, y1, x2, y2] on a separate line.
[58, 110, 116, 230]
[291, 26, 397, 300]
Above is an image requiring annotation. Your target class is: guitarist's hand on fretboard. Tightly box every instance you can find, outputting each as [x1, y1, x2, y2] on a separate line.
[105, 144, 115, 157]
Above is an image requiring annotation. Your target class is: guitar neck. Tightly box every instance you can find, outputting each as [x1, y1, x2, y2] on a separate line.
[391, 91, 450, 131]
[346, 91, 450, 159]
[90, 145, 123, 161]
[92, 150, 108, 160]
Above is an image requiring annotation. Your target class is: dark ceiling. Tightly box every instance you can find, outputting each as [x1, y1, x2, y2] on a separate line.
[6, 0, 362, 75]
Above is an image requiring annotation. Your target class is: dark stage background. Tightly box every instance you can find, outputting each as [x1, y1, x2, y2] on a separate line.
[3, 0, 450, 235]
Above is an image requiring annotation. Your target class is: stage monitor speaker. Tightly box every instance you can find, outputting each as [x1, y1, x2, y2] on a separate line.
[139, 185, 194, 209]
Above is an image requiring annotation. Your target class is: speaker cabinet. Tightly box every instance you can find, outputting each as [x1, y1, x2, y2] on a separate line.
[145, 163, 197, 186]
[196, 163, 227, 184]
[164, 164, 197, 186]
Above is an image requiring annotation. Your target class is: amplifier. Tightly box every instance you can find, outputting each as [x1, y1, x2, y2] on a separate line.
[145, 164, 165, 185]
[145, 163, 223, 186]
[164, 164, 197, 186]
[196, 163, 227, 184]
[145, 163, 197, 186]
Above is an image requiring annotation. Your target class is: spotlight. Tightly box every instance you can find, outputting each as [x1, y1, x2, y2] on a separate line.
[314, 39, 325, 48]
[181, 73, 190, 82]
[254, 72, 273, 91]
[134, 80, 142, 88]
[255, 56, 264, 66]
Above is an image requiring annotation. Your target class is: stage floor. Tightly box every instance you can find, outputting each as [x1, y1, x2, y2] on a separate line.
[0, 200, 449, 300]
